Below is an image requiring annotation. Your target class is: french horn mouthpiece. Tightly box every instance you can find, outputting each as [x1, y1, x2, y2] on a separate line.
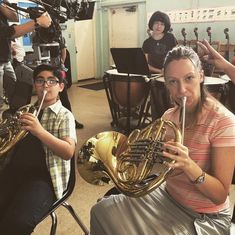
[181, 96, 187, 144]
[181, 96, 187, 104]
[36, 90, 47, 117]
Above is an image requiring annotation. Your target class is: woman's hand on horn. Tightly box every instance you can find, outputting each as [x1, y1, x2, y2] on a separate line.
[163, 140, 192, 170]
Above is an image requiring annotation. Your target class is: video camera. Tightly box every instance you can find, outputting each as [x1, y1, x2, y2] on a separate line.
[41, 0, 95, 22]
[5, 0, 95, 42]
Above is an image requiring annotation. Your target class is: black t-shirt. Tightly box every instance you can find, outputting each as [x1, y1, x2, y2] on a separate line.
[142, 33, 178, 69]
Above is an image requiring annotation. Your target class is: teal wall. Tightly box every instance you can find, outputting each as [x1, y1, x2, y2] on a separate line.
[146, 0, 235, 44]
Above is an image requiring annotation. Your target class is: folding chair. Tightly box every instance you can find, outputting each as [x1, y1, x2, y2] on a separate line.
[38, 156, 89, 235]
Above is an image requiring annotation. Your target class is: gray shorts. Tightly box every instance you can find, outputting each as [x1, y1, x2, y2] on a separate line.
[90, 184, 231, 235]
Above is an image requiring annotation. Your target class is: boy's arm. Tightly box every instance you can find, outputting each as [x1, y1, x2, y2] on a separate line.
[36, 130, 75, 160]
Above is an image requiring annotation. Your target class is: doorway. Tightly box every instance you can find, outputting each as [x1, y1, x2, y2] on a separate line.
[108, 6, 138, 66]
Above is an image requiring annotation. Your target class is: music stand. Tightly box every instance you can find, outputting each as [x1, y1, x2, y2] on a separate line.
[110, 48, 150, 76]
[110, 48, 150, 133]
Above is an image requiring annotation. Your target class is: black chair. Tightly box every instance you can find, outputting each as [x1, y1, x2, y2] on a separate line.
[38, 156, 89, 235]
[232, 171, 235, 223]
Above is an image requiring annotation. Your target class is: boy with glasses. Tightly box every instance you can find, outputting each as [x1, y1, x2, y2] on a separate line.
[0, 64, 76, 235]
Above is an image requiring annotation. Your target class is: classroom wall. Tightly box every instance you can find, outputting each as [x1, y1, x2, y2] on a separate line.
[96, 0, 235, 78]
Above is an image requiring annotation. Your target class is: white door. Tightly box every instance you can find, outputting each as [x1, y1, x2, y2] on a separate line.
[64, 17, 96, 82]
[109, 6, 138, 65]
[75, 19, 96, 80]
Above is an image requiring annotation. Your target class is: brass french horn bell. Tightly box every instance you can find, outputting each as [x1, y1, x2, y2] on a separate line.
[0, 104, 37, 157]
[0, 90, 47, 157]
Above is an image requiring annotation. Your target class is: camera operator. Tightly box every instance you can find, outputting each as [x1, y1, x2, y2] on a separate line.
[0, 0, 51, 107]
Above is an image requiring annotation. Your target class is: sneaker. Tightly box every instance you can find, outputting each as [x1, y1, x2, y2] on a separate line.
[75, 120, 84, 129]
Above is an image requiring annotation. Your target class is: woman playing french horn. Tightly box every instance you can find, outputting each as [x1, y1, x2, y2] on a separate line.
[90, 46, 235, 235]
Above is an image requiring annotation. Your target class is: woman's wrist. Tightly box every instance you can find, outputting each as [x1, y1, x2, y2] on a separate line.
[185, 161, 204, 183]
[190, 171, 205, 184]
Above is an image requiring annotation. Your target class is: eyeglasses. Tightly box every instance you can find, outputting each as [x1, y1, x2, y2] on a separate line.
[35, 79, 60, 87]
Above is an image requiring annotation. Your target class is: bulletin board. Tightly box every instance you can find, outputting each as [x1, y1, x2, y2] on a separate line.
[167, 5, 235, 23]
[148, 5, 235, 24]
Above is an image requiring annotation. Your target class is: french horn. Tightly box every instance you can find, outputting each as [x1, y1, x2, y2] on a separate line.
[77, 97, 187, 197]
[77, 118, 182, 197]
[0, 104, 37, 157]
[0, 90, 47, 157]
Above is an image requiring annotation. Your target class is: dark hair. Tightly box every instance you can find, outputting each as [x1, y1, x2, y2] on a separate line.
[33, 64, 65, 83]
[148, 11, 171, 33]
[163, 45, 209, 108]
